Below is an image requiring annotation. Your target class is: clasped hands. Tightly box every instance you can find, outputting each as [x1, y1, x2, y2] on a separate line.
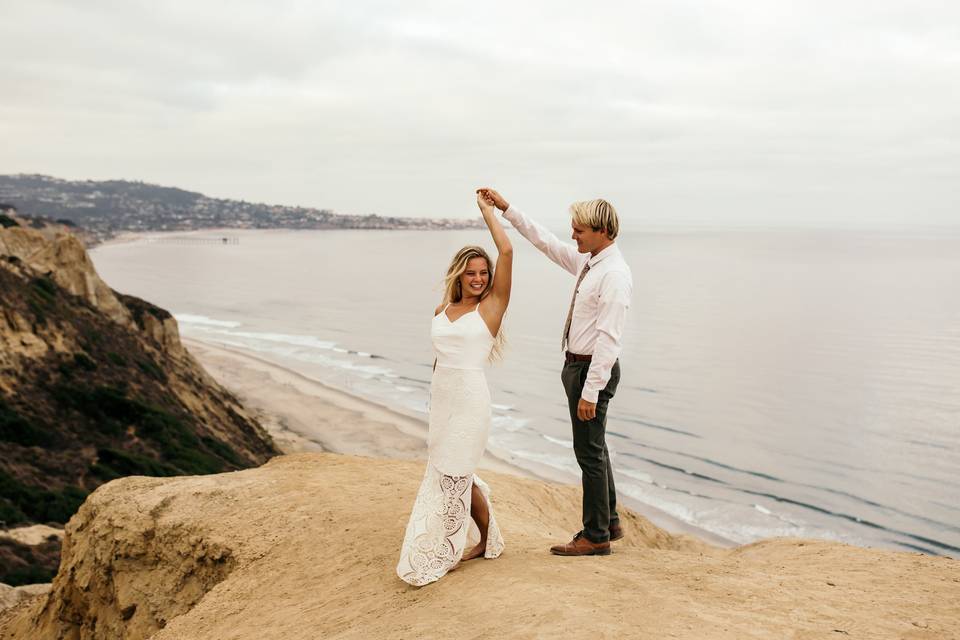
[476, 187, 509, 213]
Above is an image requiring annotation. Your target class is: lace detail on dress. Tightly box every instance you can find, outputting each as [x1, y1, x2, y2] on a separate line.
[399, 469, 471, 586]
[397, 465, 504, 587]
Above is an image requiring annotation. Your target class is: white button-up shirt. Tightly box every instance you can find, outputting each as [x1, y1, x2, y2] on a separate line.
[503, 205, 633, 403]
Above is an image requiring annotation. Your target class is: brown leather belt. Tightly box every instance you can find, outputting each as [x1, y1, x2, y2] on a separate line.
[564, 351, 592, 364]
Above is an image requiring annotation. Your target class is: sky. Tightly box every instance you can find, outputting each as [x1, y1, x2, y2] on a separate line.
[3, 0, 959, 228]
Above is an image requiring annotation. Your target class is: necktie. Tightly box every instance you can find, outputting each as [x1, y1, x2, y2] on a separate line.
[562, 262, 591, 351]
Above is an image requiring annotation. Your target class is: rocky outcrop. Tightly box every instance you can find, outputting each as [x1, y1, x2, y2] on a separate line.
[3, 473, 238, 638]
[0, 215, 280, 586]
[115, 293, 183, 355]
[0, 529, 61, 601]
[0, 526, 63, 548]
[1, 454, 957, 640]
[0, 226, 132, 327]
[0, 584, 49, 617]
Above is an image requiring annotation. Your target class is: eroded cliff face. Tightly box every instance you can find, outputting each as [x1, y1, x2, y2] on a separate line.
[0, 471, 241, 639]
[0, 216, 279, 587]
[0, 225, 133, 328]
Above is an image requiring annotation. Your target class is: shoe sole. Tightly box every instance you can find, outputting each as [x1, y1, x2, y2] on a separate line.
[609, 533, 623, 542]
[549, 547, 612, 556]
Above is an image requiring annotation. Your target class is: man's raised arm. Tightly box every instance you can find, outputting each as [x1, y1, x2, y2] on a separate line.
[478, 187, 581, 275]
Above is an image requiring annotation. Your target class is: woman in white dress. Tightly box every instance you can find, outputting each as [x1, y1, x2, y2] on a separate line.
[396, 191, 513, 587]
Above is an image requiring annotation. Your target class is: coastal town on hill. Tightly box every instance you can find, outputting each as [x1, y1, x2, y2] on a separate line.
[0, 174, 483, 246]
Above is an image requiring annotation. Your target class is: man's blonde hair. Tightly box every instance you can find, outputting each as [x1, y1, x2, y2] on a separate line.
[570, 199, 620, 240]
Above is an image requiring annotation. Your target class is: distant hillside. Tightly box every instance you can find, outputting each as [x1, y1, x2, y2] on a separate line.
[0, 175, 483, 245]
[0, 214, 280, 585]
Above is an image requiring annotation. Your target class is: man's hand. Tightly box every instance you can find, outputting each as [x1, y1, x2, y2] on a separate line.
[476, 187, 510, 212]
[577, 399, 597, 422]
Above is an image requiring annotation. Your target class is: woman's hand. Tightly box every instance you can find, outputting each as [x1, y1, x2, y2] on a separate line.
[477, 187, 509, 212]
[477, 191, 496, 215]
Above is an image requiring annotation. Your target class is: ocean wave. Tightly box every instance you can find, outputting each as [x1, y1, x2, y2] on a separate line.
[736, 487, 960, 556]
[618, 468, 654, 484]
[175, 313, 242, 328]
[219, 330, 338, 351]
[505, 448, 581, 476]
[491, 415, 528, 433]
[542, 434, 573, 449]
[617, 416, 702, 438]
[623, 440, 960, 536]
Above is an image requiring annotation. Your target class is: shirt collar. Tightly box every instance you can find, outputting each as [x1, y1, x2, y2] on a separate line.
[588, 242, 619, 267]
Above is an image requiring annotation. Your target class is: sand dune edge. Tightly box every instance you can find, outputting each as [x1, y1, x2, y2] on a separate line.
[1, 452, 957, 640]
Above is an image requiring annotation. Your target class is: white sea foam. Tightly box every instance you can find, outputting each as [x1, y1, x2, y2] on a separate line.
[220, 330, 337, 350]
[618, 468, 655, 484]
[541, 434, 574, 449]
[175, 313, 241, 328]
[491, 415, 529, 433]
[616, 484, 701, 529]
[505, 448, 582, 476]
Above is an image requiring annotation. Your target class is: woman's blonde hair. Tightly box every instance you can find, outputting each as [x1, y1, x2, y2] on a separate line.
[570, 198, 620, 240]
[441, 245, 506, 363]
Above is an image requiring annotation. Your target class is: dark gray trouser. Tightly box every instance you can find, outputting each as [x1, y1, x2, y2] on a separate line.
[561, 359, 621, 543]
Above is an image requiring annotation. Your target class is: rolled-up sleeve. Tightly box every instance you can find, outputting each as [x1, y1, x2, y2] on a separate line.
[502, 205, 582, 275]
[582, 271, 631, 403]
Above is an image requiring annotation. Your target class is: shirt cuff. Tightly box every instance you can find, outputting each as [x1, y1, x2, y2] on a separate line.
[580, 386, 600, 404]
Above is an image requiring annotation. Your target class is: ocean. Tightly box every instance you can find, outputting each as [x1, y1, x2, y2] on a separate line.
[90, 226, 960, 555]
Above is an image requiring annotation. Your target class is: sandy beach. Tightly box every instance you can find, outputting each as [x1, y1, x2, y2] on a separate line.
[182, 337, 518, 473]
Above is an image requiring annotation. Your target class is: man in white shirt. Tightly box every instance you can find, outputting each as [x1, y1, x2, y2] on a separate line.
[479, 187, 633, 557]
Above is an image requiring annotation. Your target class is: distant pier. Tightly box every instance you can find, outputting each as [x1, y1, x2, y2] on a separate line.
[146, 235, 240, 245]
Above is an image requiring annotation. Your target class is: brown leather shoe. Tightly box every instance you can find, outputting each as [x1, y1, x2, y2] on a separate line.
[609, 523, 624, 542]
[550, 531, 611, 556]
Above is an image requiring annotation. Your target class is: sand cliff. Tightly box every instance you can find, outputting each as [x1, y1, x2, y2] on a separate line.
[0, 216, 279, 587]
[1, 453, 956, 639]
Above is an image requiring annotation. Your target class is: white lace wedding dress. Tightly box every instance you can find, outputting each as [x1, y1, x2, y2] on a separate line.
[396, 302, 505, 586]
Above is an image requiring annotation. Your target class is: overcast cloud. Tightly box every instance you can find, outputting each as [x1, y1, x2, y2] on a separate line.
[3, 0, 959, 227]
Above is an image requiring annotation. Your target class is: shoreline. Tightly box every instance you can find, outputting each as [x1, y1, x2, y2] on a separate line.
[183, 336, 734, 547]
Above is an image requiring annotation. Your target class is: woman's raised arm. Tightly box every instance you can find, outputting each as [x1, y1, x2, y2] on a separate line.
[477, 192, 513, 318]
